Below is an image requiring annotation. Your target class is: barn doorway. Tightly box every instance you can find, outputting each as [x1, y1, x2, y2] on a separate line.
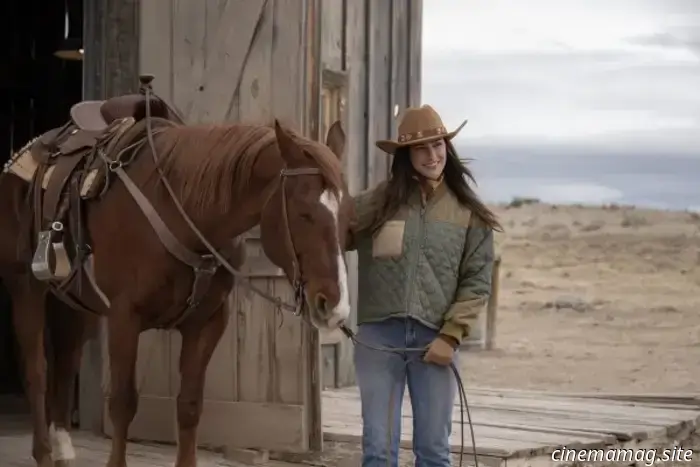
[0, 0, 83, 413]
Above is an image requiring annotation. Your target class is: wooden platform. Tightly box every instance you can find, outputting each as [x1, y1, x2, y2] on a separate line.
[322, 387, 700, 467]
[2, 388, 699, 466]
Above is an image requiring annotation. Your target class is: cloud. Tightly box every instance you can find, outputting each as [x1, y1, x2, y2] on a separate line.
[420, 2, 700, 154]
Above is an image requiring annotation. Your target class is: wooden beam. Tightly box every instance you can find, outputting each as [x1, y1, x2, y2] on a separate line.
[406, 0, 422, 106]
[304, 0, 324, 452]
[79, 0, 139, 435]
[484, 255, 502, 350]
[103, 396, 309, 452]
[322, 68, 348, 89]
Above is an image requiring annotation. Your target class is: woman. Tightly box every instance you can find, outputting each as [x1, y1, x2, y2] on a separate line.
[346, 105, 502, 467]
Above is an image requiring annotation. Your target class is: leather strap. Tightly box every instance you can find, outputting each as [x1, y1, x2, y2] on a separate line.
[108, 162, 212, 270]
[42, 152, 84, 225]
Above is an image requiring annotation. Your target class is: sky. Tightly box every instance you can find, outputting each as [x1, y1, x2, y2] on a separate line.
[420, 0, 700, 207]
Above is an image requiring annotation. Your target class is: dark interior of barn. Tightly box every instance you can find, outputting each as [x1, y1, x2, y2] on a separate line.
[0, 0, 83, 411]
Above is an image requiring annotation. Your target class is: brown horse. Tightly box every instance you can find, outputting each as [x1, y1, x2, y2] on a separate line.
[0, 97, 353, 466]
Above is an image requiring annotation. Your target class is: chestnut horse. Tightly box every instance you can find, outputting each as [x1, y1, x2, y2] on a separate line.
[0, 96, 353, 466]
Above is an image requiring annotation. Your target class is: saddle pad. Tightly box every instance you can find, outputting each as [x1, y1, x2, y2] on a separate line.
[4, 150, 100, 198]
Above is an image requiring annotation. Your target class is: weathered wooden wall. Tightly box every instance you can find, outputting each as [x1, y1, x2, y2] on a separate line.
[134, 0, 323, 453]
[319, 0, 423, 389]
[80, 0, 325, 453]
[78, 0, 425, 454]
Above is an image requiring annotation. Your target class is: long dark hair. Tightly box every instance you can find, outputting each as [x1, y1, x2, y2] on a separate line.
[369, 139, 503, 233]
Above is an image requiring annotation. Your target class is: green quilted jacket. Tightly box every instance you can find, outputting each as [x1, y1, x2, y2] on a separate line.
[346, 180, 495, 342]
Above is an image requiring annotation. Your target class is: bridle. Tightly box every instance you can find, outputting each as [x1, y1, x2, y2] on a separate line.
[137, 78, 318, 320]
[263, 166, 323, 318]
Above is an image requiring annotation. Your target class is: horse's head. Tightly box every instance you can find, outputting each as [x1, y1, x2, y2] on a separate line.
[259, 120, 355, 330]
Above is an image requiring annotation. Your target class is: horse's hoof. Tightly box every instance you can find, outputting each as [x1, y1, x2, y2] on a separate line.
[54, 460, 74, 467]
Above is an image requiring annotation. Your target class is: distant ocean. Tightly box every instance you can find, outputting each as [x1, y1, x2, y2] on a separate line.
[458, 144, 700, 212]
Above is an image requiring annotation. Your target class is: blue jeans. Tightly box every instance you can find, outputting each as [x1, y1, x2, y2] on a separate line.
[353, 317, 457, 467]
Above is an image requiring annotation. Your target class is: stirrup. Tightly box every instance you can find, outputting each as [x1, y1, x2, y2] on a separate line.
[31, 222, 72, 281]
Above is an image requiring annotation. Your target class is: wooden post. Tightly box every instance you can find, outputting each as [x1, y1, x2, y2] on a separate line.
[484, 255, 502, 351]
[79, 0, 139, 435]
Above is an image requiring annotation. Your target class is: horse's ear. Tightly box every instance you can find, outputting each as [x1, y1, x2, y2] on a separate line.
[274, 119, 306, 167]
[325, 120, 345, 161]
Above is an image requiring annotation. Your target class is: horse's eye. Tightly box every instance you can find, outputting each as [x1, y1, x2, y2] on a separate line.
[300, 213, 313, 222]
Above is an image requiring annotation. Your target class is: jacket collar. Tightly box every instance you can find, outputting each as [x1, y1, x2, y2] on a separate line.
[411, 174, 446, 206]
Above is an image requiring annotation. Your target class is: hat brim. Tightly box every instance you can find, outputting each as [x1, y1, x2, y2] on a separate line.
[375, 119, 468, 155]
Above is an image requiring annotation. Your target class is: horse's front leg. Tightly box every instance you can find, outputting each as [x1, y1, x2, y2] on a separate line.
[46, 295, 98, 467]
[175, 305, 228, 467]
[105, 308, 141, 467]
[8, 276, 53, 467]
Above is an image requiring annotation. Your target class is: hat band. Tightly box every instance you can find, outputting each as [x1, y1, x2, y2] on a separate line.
[398, 125, 447, 143]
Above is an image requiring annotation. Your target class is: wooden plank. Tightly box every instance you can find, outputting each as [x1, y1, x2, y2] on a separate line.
[390, 0, 409, 131]
[186, 0, 267, 123]
[467, 387, 700, 407]
[271, 278, 308, 405]
[306, 0, 323, 140]
[139, 329, 176, 401]
[271, 0, 305, 127]
[302, 0, 325, 452]
[320, 0, 344, 71]
[366, 0, 392, 187]
[171, 1, 206, 117]
[322, 390, 670, 441]
[236, 278, 276, 403]
[104, 396, 307, 453]
[323, 423, 536, 458]
[406, 0, 422, 106]
[323, 407, 614, 450]
[321, 344, 338, 389]
[333, 0, 365, 390]
[240, 238, 285, 277]
[103, 0, 140, 95]
[80, 0, 140, 434]
[322, 388, 700, 445]
[139, 0, 174, 104]
[343, 0, 367, 193]
[235, 0, 274, 123]
[324, 388, 700, 425]
[484, 255, 501, 350]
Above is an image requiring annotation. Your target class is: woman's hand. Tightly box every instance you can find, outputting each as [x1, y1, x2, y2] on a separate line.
[423, 335, 458, 366]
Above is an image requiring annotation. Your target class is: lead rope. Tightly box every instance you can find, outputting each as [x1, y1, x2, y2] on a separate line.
[340, 324, 478, 467]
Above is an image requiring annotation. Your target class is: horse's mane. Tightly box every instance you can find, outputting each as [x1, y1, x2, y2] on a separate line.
[152, 121, 344, 214]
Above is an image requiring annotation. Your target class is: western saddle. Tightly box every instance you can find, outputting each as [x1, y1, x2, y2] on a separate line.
[70, 92, 183, 132]
[23, 75, 184, 313]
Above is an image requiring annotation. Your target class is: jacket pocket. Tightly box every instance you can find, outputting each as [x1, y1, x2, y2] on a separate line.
[372, 220, 405, 259]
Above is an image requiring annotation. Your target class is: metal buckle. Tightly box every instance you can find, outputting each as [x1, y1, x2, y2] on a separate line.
[195, 254, 219, 275]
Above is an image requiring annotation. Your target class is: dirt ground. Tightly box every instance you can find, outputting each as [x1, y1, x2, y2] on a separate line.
[464, 200, 700, 393]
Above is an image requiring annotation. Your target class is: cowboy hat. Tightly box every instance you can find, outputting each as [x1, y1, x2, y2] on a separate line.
[375, 105, 467, 154]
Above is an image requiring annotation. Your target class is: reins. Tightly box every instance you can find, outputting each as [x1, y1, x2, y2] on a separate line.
[339, 326, 478, 467]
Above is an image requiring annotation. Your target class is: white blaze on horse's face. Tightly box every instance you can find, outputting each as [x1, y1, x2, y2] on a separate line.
[319, 188, 351, 328]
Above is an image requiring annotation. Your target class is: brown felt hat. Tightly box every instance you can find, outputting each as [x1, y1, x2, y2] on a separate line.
[375, 105, 467, 155]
